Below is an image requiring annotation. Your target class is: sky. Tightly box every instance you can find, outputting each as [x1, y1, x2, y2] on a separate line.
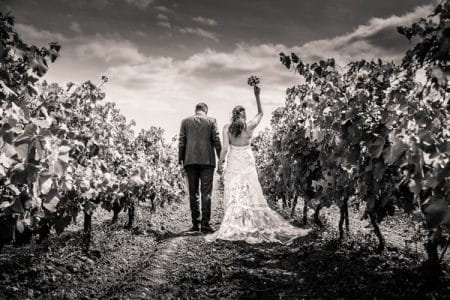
[1, 0, 438, 139]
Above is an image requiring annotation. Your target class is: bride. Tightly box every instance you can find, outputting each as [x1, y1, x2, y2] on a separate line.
[206, 84, 311, 245]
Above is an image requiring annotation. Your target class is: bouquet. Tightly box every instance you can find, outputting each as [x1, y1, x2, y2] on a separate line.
[247, 75, 260, 87]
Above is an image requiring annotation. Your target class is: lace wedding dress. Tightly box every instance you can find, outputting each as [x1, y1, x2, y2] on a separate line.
[206, 145, 310, 245]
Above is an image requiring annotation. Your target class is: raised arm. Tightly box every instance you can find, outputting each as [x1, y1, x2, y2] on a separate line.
[247, 86, 263, 131]
[217, 124, 230, 174]
[178, 120, 186, 166]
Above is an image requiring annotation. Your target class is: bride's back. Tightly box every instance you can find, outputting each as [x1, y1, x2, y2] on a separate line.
[228, 124, 253, 146]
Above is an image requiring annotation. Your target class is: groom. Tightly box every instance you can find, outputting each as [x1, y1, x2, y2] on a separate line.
[178, 103, 222, 233]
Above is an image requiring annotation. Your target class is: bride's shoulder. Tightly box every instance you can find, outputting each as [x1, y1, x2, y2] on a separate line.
[223, 124, 230, 130]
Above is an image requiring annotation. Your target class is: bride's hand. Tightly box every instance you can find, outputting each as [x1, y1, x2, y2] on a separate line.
[254, 85, 261, 97]
[217, 163, 224, 175]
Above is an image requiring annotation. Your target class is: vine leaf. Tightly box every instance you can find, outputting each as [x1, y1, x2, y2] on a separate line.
[423, 198, 450, 229]
[43, 188, 60, 213]
[382, 138, 408, 165]
[369, 137, 385, 159]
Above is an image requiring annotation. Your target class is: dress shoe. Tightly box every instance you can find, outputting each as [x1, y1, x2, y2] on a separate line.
[201, 224, 215, 233]
[189, 225, 200, 232]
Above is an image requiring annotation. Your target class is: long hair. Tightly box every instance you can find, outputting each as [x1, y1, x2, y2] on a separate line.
[229, 106, 246, 137]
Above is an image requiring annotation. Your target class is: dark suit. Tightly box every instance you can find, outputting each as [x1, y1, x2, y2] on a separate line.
[178, 113, 221, 226]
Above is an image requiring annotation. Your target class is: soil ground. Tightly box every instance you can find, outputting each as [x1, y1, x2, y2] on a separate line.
[1, 179, 450, 299]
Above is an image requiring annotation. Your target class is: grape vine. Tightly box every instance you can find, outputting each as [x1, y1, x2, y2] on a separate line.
[255, 0, 450, 264]
[0, 12, 186, 252]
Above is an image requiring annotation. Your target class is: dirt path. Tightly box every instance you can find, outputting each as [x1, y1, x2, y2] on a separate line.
[101, 234, 202, 299]
[100, 176, 225, 299]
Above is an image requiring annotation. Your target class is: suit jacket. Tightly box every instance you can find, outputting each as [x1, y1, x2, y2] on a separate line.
[178, 114, 222, 167]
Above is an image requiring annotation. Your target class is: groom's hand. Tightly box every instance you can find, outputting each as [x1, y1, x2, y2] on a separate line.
[179, 162, 186, 177]
[217, 165, 223, 175]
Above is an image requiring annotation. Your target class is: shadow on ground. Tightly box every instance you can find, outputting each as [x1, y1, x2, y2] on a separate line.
[146, 229, 203, 241]
[162, 231, 450, 299]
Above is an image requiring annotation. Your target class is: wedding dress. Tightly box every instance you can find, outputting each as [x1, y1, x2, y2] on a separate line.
[206, 144, 310, 245]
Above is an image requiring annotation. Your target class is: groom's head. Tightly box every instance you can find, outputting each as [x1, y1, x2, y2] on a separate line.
[195, 103, 208, 114]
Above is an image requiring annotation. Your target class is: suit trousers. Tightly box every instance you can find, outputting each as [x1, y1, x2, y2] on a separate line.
[184, 164, 214, 226]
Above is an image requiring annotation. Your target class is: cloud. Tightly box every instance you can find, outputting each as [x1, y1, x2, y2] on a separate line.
[124, 0, 154, 9]
[91, 0, 109, 8]
[154, 5, 171, 12]
[156, 13, 171, 29]
[192, 16, 218, 26]
[157, 13, 169, 21]
[157, 21, 171, 29]
[75, 36, 146, 64]
[136, 31, 147, 37]
[35, 3, 433, 139]
[295, 4, 433, 65]
[97, 4, 433, 137]
[15, 23, 67, 45]
[101, 43, 299, 135]
[179, 27, 219, 42]
[69, 22, 82, 34]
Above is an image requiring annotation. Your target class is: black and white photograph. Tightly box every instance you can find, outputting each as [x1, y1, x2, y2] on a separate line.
[1, 0, 450, 298]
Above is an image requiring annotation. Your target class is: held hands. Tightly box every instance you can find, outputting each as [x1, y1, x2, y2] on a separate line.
[217, 161, 224, 175]
[179, 161, 186, 176]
